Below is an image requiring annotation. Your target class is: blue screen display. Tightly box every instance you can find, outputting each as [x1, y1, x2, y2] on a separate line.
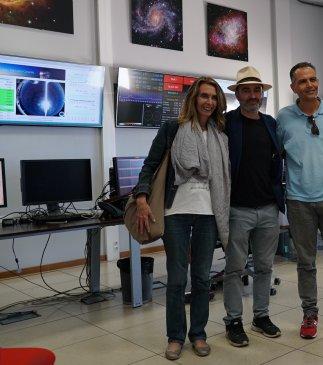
[0, 54, 105, 128]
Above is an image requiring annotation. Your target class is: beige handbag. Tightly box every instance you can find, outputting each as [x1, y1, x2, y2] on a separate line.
[124, 150, 170, 244]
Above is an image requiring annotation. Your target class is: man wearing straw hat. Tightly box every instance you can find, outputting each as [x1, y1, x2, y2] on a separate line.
[223, 66, 285, 347]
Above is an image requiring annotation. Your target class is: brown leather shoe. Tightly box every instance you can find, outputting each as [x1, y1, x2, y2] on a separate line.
[165, 341, 182, 360]
[192, 339, 211, 357]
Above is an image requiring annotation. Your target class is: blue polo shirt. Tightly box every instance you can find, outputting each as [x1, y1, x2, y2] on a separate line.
[276, 101, 323, 202]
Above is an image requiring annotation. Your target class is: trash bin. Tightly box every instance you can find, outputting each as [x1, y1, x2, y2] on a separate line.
[117, 256, 154, 305]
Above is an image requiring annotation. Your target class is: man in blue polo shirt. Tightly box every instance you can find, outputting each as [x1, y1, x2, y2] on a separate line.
[277, 62, 323, 339]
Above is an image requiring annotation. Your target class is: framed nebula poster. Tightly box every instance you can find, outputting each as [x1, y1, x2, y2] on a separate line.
[0, 0, 74, 34]
[207, 3, 248, 61]
[131, 0, 183, 51]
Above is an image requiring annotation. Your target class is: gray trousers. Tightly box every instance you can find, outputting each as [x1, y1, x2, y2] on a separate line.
[286, 199, 323, 315]
[223, 204, 279, 325]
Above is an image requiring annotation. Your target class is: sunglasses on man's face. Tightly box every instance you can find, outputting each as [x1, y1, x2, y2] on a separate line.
[308, 115, 320, 136]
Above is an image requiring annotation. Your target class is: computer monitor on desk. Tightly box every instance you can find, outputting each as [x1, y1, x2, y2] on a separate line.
[111, 156, 146, 197]
[20, 159, 92, 214]
[0, 158, 7, 208]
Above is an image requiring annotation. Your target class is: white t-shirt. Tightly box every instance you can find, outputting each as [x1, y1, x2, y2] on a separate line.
[165, 131, 213, 216]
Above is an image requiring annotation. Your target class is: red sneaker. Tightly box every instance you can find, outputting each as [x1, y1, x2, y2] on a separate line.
[300, 314, 318, 339]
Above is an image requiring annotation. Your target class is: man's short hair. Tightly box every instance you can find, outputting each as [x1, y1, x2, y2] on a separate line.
[290, 62, 316, 82]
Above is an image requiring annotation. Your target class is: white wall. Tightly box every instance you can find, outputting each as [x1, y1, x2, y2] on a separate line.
[290, 0, 323, 97]
[272, 0, 294, 111]
[0, 0, 101, 271]
[273, 0, 323, 111]
[291, 1, 323, 78]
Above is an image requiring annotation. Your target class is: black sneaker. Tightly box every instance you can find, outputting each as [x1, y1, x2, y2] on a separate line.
[226, 319, 249, 347]
[251, 316, 281, 338]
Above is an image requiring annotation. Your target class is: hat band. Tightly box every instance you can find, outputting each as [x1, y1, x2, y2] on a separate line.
[237, 76, 262, 84]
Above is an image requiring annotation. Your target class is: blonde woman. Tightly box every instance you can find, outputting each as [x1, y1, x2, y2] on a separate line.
[134, 77, 230, 360]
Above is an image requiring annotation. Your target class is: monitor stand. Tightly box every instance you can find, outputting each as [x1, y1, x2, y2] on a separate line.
[46, 202, 61, 215]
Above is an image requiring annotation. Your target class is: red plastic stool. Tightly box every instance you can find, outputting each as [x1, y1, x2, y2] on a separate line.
[0, 348, 55, 365]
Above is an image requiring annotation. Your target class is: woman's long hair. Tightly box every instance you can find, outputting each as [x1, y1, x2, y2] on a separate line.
[178, 77, 227, 131]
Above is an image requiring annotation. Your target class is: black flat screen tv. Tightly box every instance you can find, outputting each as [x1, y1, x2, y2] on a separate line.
[20, 159, 92, 213]
[0, 158, 7, 208]
[115, 67, 268, 128]
[0, 54, 105, 127]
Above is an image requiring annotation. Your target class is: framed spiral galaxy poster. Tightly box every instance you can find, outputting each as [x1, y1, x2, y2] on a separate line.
[131, 0, 183, 51]
[0, 0, 74, 34]
[207, 3, 248, 61]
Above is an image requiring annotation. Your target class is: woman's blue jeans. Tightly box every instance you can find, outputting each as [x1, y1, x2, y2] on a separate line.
[162, 214, 218, 343]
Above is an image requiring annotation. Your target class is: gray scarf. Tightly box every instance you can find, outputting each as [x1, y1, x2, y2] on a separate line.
[171, 120, 231, 247]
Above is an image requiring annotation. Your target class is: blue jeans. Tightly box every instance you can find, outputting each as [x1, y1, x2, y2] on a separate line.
[162, 214, 218, 343]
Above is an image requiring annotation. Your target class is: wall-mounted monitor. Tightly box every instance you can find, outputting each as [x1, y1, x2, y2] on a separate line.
[20, 159, 92, 213]
[112, 156, 146, 197]
[0, 158, 7, 208]
[0, 54, 105, 128]
[115, 67, 268, 128]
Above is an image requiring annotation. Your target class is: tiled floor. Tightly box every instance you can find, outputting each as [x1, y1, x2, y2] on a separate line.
[1, 250, 323, 364]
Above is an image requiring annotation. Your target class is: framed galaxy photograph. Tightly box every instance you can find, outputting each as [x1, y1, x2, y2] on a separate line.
[131, 0, 183, 51]
[0, 0, 74, 34]
[207, 3, 248, 61]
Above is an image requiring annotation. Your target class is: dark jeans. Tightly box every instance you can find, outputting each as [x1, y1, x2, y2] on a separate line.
[162, 214, 218, 343]
[287, 199, 323, 315]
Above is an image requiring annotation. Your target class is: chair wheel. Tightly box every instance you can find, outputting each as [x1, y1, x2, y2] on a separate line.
[274, 278, 281, 285]
[270, 288, 277, 296]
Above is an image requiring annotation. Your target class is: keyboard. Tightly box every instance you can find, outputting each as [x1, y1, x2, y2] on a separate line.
[32, 212, 90, 224]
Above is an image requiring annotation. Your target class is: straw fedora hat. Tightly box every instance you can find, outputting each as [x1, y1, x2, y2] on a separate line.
[228, 66, 272, 92]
